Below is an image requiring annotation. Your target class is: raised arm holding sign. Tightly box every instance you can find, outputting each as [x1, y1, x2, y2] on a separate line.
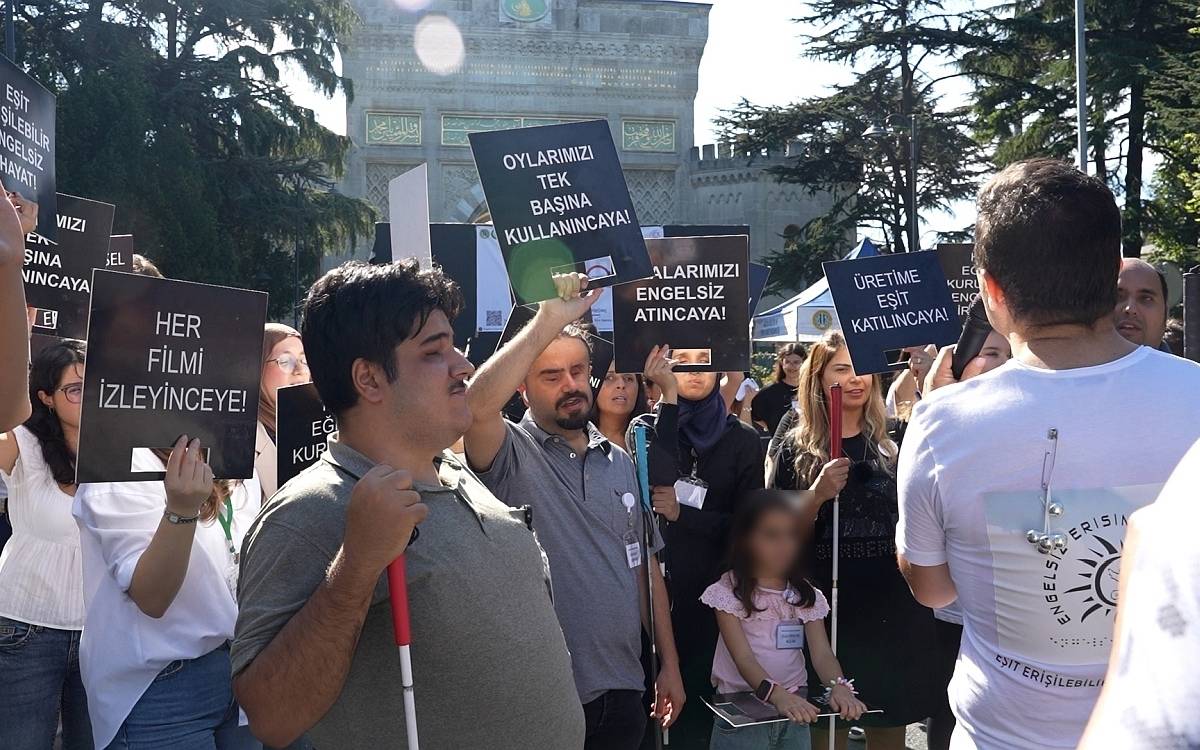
[0, 191, 30, 429]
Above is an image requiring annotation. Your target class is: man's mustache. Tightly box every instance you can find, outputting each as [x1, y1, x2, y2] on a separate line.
[556, 391, 590, 409]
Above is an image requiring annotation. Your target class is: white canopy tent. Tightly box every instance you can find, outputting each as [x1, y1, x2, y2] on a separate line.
[751, 238, 882, 343]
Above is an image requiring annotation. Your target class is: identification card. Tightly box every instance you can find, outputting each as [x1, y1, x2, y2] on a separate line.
[776, 621, 805, 650]
[624, 529, 642, 568]
[625, 541, 642, 569]
[674, 478, 708, 511]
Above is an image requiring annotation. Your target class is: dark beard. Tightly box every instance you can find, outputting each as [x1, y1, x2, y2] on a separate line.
[555, 413, 590, 431]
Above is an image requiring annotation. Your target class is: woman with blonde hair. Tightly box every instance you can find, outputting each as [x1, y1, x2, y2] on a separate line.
[772, 331, 938, 750]
[255, 324, 310, 499]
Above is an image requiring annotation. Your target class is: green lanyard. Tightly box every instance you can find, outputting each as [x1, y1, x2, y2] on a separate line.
[216, 499, 236, 560]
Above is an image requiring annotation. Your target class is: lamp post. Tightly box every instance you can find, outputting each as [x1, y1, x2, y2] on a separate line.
[863, 114, 920, 253]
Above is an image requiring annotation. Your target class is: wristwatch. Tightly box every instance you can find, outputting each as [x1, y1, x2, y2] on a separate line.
[164, 509, 200, 525]
[754, 679, 776, 703]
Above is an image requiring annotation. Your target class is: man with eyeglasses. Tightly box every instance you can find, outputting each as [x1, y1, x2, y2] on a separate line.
[896, 159, 1200, 750]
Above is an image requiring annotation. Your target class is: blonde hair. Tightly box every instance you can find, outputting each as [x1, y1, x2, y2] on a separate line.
[789, 331, 896, 485]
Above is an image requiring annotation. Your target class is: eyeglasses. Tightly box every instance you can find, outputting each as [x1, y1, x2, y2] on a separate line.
[268, 355, 309, 376]
[57, 383, 83, 404]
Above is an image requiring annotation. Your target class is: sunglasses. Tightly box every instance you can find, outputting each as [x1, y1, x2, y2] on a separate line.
[268, 354, 309, 376]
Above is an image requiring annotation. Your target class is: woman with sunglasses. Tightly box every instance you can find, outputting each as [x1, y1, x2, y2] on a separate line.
[0, 340, 93, 749]
[773, 331, 938, 750]
[255, 324, 310, 499]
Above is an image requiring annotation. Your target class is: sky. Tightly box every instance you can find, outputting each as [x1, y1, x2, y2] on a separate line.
[283, 0, 990, 243]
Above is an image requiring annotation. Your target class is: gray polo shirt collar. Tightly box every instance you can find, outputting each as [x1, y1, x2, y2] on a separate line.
[518, 413, 612, 457]
[321, 436, 469, 498]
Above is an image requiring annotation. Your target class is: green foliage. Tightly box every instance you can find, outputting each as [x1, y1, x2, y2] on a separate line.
[715, 0, 986, 297]
[962, 0, 1200, 256]
[1145, 17, 1200, 267]
[16, 0, 373, 319]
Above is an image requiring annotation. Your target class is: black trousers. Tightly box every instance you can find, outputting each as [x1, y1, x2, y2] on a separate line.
[927, 618, 964, 750]
[584, 689, 648, 750]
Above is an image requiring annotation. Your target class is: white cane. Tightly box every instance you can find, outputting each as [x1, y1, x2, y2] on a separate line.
[387, 556, 419, 749]
[826, 383, 843, 750]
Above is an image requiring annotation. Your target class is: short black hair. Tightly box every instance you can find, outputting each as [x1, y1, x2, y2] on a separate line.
[974, 158, 1121, 327]
[301, 260, 463, 414]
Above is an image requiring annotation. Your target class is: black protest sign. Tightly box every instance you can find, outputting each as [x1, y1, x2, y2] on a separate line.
[749, 262, 771, 317]
[108, 235, 134, 273]
[0, 57, 56, 239]
[612, 235, 750, 374]
[76, 271, 268, 483]
[823, 250, 960, 375]
[469, 120, 650, 305]
[935, 243, 977, 326]
[23, 194, 116, 340]
[430, 223, 513, 350]
[275, 382, 335, 489]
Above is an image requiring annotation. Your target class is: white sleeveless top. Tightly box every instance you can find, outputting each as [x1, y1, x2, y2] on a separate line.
[0, 426, 84, 629]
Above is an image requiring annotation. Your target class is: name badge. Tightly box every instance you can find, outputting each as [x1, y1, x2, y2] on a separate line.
[674, 479, 708, 511]
[625, 541, 642, 569]
[776, 621, 805, 650]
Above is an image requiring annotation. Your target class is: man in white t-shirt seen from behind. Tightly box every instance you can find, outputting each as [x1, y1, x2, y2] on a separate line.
[895, 157, 1200, 750]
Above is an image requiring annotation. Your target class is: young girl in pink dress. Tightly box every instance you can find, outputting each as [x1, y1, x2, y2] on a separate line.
[702, 490, 866, 750]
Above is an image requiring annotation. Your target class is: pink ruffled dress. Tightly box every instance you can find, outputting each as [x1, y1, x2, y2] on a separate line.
[700, 572, 830, 694]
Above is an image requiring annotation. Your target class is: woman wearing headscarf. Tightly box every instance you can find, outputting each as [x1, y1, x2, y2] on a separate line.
[255, 324, 310, 499]
[630, 346, 764, 748]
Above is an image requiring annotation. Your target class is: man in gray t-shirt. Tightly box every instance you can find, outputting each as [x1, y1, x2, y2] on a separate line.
[231, 262, 583, 749]
[465, 273, 685, 749]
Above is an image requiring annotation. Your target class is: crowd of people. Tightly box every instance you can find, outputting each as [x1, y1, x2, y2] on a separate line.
[0, 157, 1196, 750]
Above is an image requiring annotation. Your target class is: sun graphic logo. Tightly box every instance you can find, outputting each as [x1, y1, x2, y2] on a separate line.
[1063, 532, 1123, 622]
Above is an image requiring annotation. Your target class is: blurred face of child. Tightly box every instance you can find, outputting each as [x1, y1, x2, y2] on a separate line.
[750, 507, 802, 579]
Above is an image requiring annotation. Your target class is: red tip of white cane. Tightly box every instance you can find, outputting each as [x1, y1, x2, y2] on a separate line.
[386, 556, 412, 647]
[828, 383, 843, 460]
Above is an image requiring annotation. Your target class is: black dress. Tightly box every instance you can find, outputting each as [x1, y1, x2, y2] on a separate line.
[774, 432, 939, 728]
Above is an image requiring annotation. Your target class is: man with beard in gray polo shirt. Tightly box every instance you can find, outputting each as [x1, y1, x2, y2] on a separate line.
[230, 261, 583, 749]
[465, 272, 685, 750]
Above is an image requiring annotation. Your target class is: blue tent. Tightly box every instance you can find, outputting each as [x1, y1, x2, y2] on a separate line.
[751, 238, 882, 342]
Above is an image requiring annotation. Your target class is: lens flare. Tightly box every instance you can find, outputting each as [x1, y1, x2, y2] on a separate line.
[414, 14, 465, 76]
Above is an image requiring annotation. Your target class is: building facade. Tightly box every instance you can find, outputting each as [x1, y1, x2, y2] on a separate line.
[337, 0, 839, 302]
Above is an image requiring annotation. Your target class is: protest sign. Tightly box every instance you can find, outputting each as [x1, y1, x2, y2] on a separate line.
[749, 262, 771, 317]
[612, 235, 750, 374]
[590, 225, 752, 333]
[935, 243, 977, 326]
[275, 382, 335, 489]
[23, 194, 116, 340]
[76, 270, 268, 483]
[469, 120, 650, 304]
[429, 223, 513, 348]
[389, 164, 432, 270]
[108, 235, 134, 272]
[0, 57, 56, 239]
[823, 250, 960, 375]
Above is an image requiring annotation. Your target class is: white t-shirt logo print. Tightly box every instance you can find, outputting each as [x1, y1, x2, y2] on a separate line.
[983, 483, 1158, 666]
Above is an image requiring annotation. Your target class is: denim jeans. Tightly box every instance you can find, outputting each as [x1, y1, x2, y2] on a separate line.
[0, 615, 93, 750]
[709, 719, 812, 750]
[106, 644, 260, 750]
